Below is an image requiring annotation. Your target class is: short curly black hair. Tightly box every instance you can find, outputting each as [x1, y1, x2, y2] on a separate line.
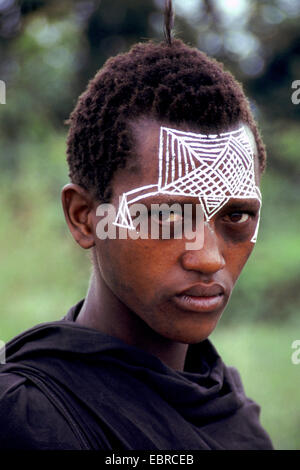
[66, 36, 266, 203]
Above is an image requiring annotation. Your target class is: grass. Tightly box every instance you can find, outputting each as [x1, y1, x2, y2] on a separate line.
[211, 323, 300, 450]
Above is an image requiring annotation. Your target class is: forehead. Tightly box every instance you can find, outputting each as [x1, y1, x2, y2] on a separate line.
[111, 118, 260, 203]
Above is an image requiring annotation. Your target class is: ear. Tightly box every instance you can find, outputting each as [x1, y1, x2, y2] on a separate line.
[61, 183, 96, 249]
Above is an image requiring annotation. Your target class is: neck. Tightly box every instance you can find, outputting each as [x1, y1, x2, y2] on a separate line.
[76, 271, 189, 371]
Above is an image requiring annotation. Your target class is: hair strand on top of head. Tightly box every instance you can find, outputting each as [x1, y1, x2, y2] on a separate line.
[164, 0, 175, 46]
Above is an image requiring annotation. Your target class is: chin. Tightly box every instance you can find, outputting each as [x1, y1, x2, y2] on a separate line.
[159, 318, 220, 345]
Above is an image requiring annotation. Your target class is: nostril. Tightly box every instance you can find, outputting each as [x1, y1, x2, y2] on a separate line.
[181, 250, 225, 274]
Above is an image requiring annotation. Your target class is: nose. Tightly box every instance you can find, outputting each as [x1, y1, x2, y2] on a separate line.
[181, 222, 225, 274]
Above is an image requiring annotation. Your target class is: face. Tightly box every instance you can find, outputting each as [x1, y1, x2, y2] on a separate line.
[93, 118, 261, 344]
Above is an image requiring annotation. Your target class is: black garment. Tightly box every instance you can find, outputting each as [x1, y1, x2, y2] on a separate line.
[0, 300, 273, 450]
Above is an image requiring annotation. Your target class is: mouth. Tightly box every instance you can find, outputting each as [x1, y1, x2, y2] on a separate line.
[172, 284, 226, 313]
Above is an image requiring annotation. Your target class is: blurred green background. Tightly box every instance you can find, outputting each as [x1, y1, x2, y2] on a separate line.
[0, 0, 299, 449]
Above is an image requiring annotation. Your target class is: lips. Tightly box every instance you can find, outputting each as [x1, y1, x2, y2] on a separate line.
[172, 283, 225, 313]
[178, 284, 224, 298]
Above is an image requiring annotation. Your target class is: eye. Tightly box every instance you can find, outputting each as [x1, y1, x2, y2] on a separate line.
[225, 212, 250, 224]
[151, 210, 183, 224]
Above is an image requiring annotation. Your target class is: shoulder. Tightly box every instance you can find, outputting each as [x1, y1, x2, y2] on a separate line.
[0, 370, 82, 450]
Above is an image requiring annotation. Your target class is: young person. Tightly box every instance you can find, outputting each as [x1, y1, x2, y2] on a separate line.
[0, 1, 273, 450]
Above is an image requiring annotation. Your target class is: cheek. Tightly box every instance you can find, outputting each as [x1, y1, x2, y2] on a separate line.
[95, 238, 177, 303]
[226, 241, 254, 282]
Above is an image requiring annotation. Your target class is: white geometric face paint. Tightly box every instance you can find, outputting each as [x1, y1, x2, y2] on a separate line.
[114, 126, 262, 243]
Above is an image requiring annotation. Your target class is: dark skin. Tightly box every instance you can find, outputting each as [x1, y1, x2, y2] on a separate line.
[61, 117, 261, 371]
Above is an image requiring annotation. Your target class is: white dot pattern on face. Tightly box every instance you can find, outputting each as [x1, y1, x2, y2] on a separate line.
[113, 126, 262, 243]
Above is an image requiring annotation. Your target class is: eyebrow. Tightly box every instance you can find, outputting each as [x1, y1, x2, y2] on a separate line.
[221, 198, 261, 211]
[143, 195, 199, 206]
[143, 195, 261, 209]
